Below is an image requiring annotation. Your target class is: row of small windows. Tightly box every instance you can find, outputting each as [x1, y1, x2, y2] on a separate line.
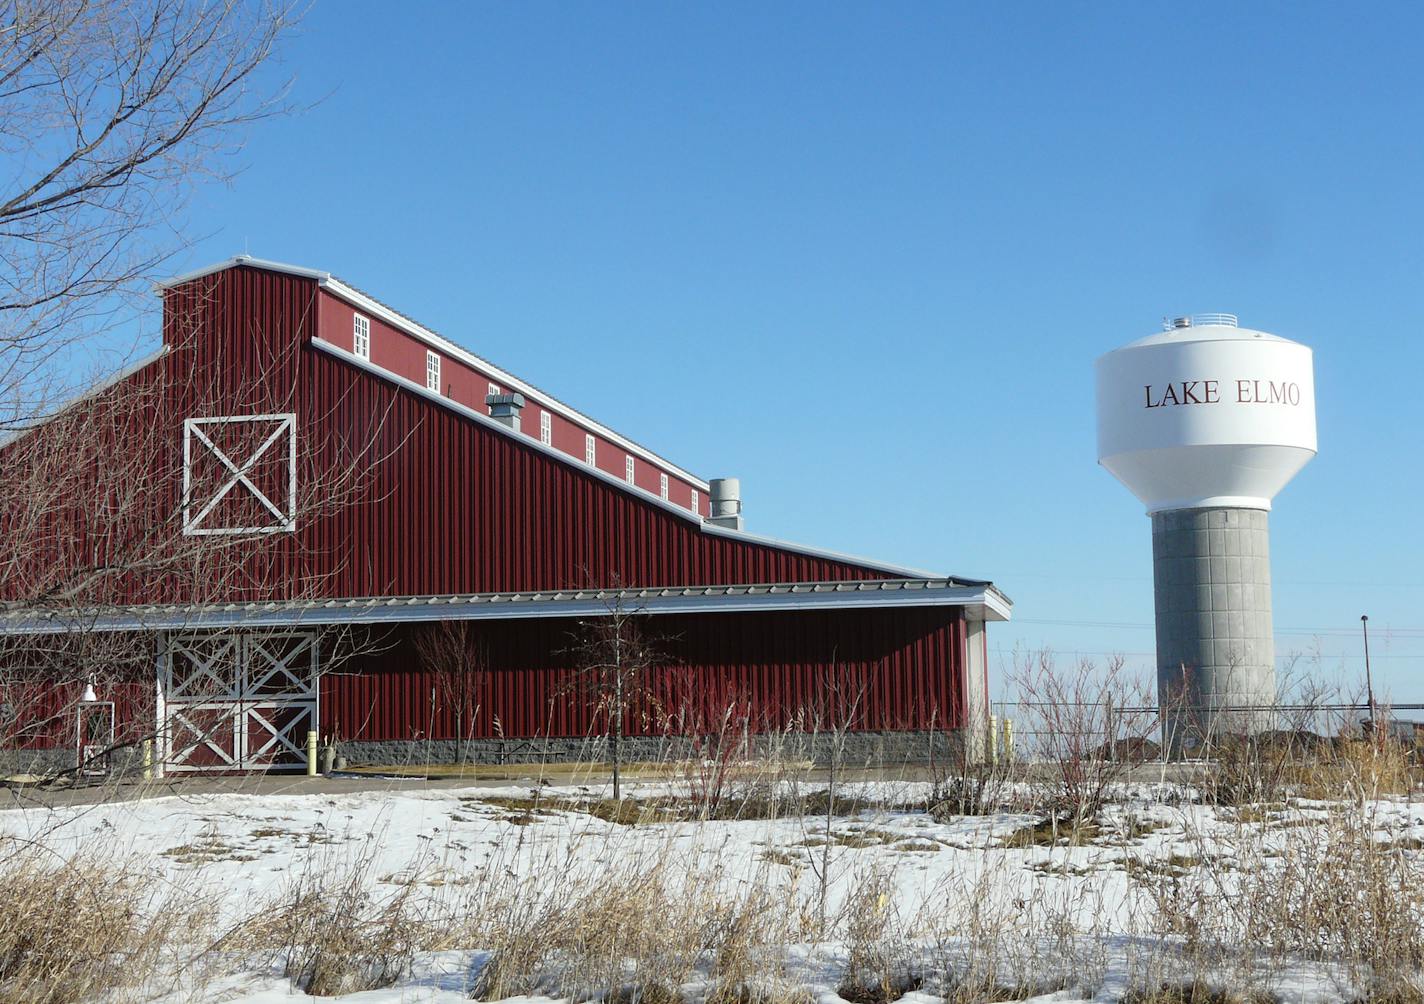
[353, 311, 701, 514]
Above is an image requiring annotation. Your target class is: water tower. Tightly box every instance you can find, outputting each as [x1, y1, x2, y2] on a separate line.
[1096, 315, 1316, 750]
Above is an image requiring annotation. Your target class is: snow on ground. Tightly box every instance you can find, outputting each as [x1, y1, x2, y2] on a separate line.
[3, 777, 1422, 1002]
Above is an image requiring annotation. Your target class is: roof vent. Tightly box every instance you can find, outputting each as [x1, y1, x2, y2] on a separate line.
[707, 477, 743, 531]
[486, 392, 525, 433]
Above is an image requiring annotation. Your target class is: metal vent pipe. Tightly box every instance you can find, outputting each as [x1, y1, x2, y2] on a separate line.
[707, 477, 743, 530]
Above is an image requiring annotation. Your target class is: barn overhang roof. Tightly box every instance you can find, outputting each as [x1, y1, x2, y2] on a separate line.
[0, 578, 1012, 636]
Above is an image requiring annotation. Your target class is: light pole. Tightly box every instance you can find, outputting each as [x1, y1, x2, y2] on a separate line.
[1361, 614, 1378, 743]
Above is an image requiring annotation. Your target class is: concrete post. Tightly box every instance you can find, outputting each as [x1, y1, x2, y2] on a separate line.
[1152, 507, 1275, 751]
[142, 739, 152, 781]
[305, 730, 318, 777]
[962, 618, 990, 763]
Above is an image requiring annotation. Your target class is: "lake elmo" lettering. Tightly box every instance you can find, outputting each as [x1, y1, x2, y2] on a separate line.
[1144, 379, 1301, 409]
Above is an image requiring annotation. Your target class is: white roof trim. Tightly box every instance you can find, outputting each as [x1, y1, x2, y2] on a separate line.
[159, 255, 709, 490]
[0, 580, 1011, 635]
[157, 254, 332, 287]
[315, 339, 939, 581]
[0, 345, 171, 450]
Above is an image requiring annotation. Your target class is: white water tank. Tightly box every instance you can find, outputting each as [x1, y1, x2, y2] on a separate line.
[1096, 315, 1317, 512]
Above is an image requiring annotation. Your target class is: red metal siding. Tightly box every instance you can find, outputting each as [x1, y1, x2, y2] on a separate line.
[321, 605, 966, 742]
[314, 289, 705, 515]
[4, 677, 153, 752]
[0, 264, 892, 606]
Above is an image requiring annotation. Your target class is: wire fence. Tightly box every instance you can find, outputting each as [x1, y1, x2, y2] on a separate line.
[988, 700, 1424, 759]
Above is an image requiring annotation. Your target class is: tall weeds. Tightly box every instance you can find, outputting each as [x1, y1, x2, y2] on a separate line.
[0, 844, 203, 1003]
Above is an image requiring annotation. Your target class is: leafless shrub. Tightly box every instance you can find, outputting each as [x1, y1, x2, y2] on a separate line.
[1008, 649, 1155, 830]
[928, 745, 1017, 819]
[566, 588, 665, 802]
[414, 621, 490, 766]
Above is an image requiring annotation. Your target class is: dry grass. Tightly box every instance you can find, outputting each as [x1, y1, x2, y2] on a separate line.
[1202, 735, 1421, 806]
[9, 680, 1424, 1002]
[223, 840, 434, 996]
[465, 842, 727, 1003]
[0, 845, 205, 1004]
[836, 862, 921, 1004]
[1121, 983, 1276, 1004]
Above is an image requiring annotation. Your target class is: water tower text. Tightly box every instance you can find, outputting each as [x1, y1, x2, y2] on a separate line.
[1144, 380, 1302, 409]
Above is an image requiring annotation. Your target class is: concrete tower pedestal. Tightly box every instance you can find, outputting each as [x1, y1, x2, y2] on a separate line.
[1152, 507, 1276, 751]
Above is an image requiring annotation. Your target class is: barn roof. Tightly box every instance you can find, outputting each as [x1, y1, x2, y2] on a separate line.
[0, 577, 1012, 635]
[159, 254, 709, 491]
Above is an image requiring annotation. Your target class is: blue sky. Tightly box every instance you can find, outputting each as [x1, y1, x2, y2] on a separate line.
[167, 2, 1424, 700]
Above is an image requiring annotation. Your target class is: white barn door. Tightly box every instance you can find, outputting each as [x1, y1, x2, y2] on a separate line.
[160, 632, 318, 772]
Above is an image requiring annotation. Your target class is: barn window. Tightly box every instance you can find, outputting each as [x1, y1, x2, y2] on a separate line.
[540, 410, 551, 445]
[660, 473, 669, 500]
[426, 351, 441, 393]
[625, 455, 635, 486]
[585, 433, 595, 466]
[182, 414, 297, 535]
[488, 381, 500, 403]
[352, 314, 370, 360]
[691, 488, 699, 514]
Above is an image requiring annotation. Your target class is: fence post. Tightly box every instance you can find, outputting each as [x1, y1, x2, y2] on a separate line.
[988, 714, 999, 765]
[306, 730, 318, 777]
[1002, 718, 1014, 761]
[1105, 695, 1115, 762]
[141, 739, 152, 781]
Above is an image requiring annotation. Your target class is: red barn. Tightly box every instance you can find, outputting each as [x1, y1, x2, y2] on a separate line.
[0, 256, 1009, 776]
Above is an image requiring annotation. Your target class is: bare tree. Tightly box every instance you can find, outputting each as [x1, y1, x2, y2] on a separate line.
[0, 4, 406, 785]
[0, 0, 301, 429]
[413, 621, 489, 766]
[568, 592, 662, 802]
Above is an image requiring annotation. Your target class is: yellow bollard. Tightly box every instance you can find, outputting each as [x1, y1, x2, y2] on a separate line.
[306, 730, 318, 777]
[142, 739, 153, 781]
[1002, 718, 1014, 762]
